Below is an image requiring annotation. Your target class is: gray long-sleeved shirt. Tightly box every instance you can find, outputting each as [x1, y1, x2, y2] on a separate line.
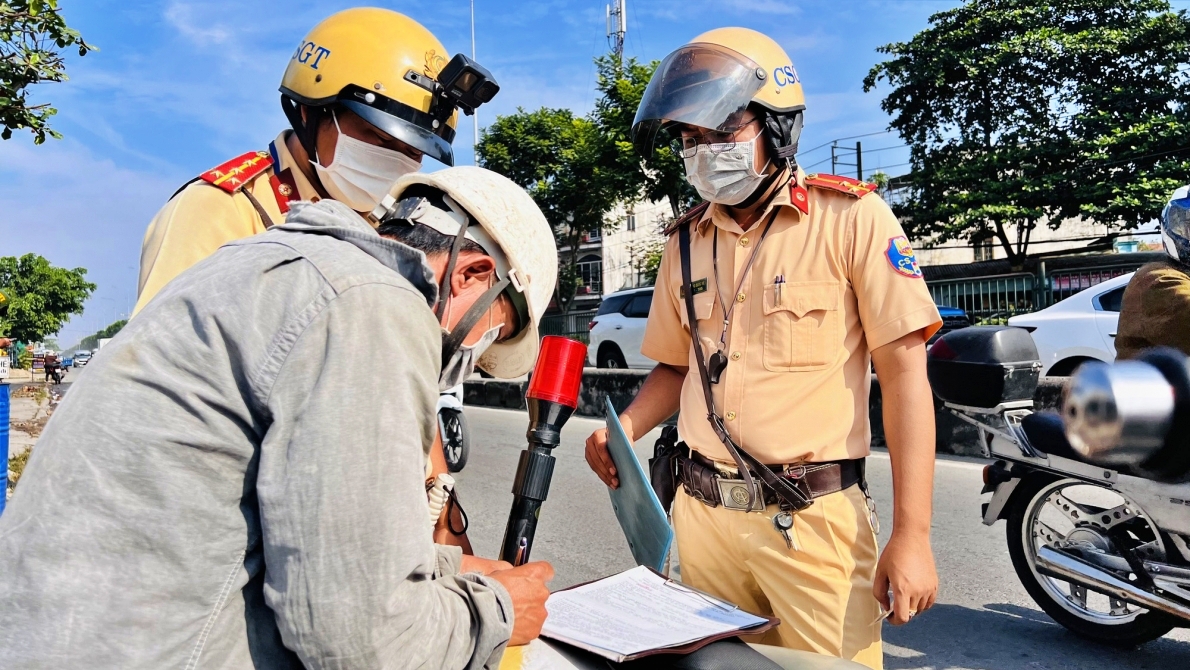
[0, 200, 512, 669]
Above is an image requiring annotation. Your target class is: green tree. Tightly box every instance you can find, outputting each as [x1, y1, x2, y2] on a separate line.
[1, 0, 95, 143]
[0, 254, 95, 342]
[478, 107, 624, 313]
[592, 55, 696, 219]
[478, 54, 696, 312]
[77, 318, 124, 351]
[865, 0, 1190, 265]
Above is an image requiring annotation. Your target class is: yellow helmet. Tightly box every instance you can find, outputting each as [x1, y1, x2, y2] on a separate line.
[632, 27, 805, 159]
[280, 8, 498, 166]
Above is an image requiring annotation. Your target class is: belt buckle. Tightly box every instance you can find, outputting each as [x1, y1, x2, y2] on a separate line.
[717, 478, 764, 512]
[785, 465, 807, 479]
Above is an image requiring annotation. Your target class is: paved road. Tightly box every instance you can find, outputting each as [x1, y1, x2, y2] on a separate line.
[455, 406, 1190, 670]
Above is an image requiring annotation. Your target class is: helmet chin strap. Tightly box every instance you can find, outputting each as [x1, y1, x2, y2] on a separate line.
[435, 210, 513, 369]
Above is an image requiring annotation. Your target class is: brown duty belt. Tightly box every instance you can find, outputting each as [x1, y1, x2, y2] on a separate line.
[676, 449, 865, 512]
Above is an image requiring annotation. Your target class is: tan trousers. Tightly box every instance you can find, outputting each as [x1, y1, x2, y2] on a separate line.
[673, 484, 883, 669]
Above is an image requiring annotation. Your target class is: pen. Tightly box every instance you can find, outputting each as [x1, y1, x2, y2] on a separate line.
[775, 274, 785, 304]
[513, 537, 528, 566]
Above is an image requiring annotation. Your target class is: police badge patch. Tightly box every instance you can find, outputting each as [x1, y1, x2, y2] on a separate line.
[885, 236, 923, 278]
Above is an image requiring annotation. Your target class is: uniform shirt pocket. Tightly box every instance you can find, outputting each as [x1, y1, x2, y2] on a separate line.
[762, 281, 842, 371]
[678, 292, 718, 360]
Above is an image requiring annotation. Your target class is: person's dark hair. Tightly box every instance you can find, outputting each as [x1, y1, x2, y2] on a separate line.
[376, 184, 485, 256]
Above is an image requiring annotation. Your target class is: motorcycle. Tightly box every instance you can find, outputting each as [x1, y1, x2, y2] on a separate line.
[928, 326, 1190, 646]
[438, 384, 470, 473]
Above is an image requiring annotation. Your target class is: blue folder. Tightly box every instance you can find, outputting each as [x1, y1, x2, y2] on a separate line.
[603, 397, 674, 573]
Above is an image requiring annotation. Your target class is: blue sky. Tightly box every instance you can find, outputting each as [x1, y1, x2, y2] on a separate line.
[0, 0, 961, 347]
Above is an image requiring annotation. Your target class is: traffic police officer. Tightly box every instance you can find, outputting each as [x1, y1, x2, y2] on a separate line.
[135, 8, 472, 313]
[585, 29, 941, 669]
[1116, 184, 1190, 359]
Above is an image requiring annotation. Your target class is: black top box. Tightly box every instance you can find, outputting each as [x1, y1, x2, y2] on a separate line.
[926, 326, 1041, 408]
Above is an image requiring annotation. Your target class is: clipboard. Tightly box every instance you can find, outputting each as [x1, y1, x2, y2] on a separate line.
[540, 565, 780, 662]
[603, 397, 673, 572]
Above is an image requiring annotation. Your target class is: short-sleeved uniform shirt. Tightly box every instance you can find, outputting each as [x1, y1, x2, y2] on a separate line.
[642, 170, 941, 465]
[135, 131, 320, 315]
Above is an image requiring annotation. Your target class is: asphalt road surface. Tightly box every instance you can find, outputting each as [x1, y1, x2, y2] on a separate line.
[455, 406, 1190, 670]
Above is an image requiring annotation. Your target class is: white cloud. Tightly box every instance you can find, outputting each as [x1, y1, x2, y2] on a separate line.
[0, 138, 181, 345]
[163, 2, 233, 46]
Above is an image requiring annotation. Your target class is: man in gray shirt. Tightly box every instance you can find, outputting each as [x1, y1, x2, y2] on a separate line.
[0, 167, 558, 669]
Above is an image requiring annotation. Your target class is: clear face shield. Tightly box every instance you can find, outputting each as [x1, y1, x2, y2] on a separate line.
[1162, 196, 1190, 263]
[631, 43, 767, 157]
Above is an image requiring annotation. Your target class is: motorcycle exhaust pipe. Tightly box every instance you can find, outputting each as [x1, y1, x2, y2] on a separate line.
[1034, 545, 1190, 621]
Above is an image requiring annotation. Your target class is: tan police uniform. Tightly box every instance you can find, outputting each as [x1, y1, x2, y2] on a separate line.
[642, 170, 941, 669]
[1115, 259, 1190, 360]
[134, 132, 315, 314]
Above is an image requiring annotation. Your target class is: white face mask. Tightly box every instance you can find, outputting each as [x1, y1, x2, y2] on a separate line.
[439, 326, 500, 391]
[312, 112, 421, 212]
[683, 134, 769, 206]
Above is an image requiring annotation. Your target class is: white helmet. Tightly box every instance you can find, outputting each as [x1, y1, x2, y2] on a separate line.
[374, 166, 557, 378]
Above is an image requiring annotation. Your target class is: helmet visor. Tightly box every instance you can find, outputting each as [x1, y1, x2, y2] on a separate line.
[338, 84, 456, 166]
[632, 43, 766, 155]
[1164, 196, 1190, 241]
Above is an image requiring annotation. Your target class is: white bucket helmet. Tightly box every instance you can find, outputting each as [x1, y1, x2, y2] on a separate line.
[374, 166, 557, 378]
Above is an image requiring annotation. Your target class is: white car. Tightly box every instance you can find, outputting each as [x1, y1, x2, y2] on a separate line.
[1007, 272, 1131, 376]
[587, 287, 654, 369]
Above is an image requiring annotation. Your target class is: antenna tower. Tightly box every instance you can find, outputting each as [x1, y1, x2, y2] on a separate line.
[606, 0, 626, 64]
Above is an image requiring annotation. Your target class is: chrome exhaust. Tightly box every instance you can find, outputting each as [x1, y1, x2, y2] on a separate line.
[1035, 546, 1190, 621]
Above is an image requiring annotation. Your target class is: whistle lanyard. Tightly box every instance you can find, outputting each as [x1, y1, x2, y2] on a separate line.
[711, 208, 779, 349]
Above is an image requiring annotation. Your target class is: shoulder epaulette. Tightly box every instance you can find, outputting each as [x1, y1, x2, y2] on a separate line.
[199, 151, 274, 194]
[663, 202, 711, 236]
[804, 173, 878, 198]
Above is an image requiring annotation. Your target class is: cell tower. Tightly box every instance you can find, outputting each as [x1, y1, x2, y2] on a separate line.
[606, 0, 626, 62]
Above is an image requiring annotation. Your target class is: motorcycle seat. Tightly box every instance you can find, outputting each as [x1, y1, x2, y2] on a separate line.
[1019, 412, 1091, 464]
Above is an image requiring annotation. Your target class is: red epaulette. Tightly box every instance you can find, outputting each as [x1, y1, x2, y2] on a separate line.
[199, 151, 273, 194]
[663, 202, 711, 236]
[804, 173, 879, 198]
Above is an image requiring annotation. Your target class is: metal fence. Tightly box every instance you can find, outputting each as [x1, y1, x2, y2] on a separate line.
[926, 259, 1151, 325]
[539, 309, 598, 344]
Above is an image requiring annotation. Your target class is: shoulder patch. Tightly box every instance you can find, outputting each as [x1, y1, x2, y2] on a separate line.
[199, 151, 274, 194]
[664, 201, 711, 236]
[805, 173, 878, 198]
[885, 236, 923, 278]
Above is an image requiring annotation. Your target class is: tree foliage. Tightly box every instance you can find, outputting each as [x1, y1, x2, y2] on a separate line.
[478, 55, 694, 312]
[0, 253, 95, 342]
[77, 319, 124, 351]
[1, 0, 94, 143]
[865, 0, 1190, 264]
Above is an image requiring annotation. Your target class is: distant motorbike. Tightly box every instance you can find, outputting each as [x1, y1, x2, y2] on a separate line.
[930, 327, 1190, 646]
[438, 385, 469, 473]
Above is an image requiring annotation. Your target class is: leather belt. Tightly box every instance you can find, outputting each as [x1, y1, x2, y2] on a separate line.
[677, 449, 864, 512]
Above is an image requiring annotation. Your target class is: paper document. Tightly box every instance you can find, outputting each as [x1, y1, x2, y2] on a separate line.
[603, 398, 673, 572]
[540, 566, 770, 662]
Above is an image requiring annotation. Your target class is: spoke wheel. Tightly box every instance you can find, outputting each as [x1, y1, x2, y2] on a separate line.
[1007, 476, 1176, 646]
[440, 409, 469, 473]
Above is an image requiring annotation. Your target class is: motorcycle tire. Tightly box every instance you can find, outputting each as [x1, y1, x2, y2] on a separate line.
[440, 409, 470, 473]
[1006, 475, 1176, 647]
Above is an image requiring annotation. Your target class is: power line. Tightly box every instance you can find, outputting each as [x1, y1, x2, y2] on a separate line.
[798, 130, 895, 157]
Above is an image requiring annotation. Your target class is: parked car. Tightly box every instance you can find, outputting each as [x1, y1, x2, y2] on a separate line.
[73, 351, 92, 367]
[1007, 272, 1131, 376]
[588, 287, 654, 369]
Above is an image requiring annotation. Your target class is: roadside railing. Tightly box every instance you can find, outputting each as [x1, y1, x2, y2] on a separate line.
[927, 273, 1036, 324]
[539, 309, 598, 344]
[926, 258, 1152, 324]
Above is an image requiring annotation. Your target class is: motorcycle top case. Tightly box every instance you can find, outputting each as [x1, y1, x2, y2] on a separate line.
[926, 326, 1041, 408]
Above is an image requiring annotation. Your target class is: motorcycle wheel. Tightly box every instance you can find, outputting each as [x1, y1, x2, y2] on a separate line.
[440, 409, 470, 473]
[1006, 475, 1176, 646]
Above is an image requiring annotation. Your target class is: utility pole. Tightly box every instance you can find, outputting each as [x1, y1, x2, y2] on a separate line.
[606, 0, 626, 68]
[471, 0, 479, 159]
[830, 140, 864, 180]
[856, 141, 863, 180]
